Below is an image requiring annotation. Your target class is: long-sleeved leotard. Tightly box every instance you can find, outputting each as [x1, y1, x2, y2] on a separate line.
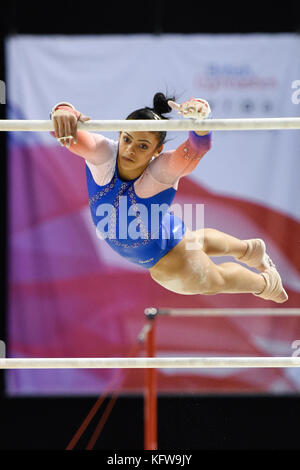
[53, 118, 212, 268]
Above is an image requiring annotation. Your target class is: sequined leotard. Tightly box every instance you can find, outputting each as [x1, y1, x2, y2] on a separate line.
[85, 131, 212, 269]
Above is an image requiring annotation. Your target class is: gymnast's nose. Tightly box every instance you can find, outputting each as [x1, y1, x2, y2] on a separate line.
[127, 145, 135, 156]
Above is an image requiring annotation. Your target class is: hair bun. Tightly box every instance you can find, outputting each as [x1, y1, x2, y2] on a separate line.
[153, 92, 173, 115]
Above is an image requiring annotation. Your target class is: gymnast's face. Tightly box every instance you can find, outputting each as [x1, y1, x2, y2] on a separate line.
[117, 131, 163, 180]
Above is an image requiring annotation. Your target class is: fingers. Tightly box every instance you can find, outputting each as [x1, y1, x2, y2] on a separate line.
[167, 100, 181, 111]
[58, 118, 72, 147]
[64, 119, 72, 148]
[52, 111, 79, 148]
[53, 118, 59, 139]
[183, 105, 196, 114]
[176, 98, 211, 120]
[56, 117, 65, 146]
[70, 116, 78, 144]
[168, 99, 208, 118]
[78, 114, 91, 122]
[192, 98, 211, 117]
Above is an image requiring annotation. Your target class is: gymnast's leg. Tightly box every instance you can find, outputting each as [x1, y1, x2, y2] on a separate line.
[149, 229, 288, 302]
[193, 228, 272, 272]
[194, 228, 248, 257]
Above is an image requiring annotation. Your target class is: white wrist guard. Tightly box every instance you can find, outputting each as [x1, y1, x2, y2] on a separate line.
[50, 101, 75, 119]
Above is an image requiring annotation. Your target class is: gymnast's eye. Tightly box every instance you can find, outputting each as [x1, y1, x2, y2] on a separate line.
[123, 136, 130, 143]
[140, 144, 148, 150]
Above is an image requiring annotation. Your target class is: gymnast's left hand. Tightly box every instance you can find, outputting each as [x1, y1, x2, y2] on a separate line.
[168, 97, 211, 120]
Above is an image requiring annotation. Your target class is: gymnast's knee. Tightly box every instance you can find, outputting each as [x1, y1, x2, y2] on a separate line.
[197, 265, 227, 295]
[179, 265, 226, 296]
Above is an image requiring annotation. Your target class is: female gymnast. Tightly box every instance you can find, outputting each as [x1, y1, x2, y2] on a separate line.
[51, 93, 288, 303]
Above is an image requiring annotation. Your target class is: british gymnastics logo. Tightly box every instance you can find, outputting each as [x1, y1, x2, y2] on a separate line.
[194, 64, 277, 92]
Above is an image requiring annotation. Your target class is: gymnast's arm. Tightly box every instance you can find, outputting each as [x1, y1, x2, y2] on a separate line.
[148, 130, 212, 187]
[133, 131, 212, 198]
[50, 103, 114, 166]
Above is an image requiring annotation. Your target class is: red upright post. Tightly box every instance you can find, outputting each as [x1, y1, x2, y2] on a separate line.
[144, 314, 157, 450]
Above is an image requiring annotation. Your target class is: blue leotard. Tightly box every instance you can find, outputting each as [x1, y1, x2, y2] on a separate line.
[86, 160, 186, 269]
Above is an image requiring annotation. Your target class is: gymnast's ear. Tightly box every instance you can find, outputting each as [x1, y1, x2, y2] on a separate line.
[154, 144, 163, 157]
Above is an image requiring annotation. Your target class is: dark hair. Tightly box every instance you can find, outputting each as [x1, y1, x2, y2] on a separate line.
[125, 92, 176, 146]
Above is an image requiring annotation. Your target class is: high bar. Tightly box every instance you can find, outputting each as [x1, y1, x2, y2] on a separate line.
[0, 117, 300, 132]
[0, 357, 300, 369]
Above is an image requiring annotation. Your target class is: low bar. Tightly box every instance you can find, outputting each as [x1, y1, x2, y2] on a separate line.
[0, 357, 300, 369]
[152, 308, 300, 317]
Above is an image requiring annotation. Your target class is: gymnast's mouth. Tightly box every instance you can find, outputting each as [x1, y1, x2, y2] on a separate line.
[122, 155, 134, 162]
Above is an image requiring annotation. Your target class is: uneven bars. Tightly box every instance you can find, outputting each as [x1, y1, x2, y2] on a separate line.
[145, 308, 300, 317]
[0, 118, 300, 132]
[0, 357, 300, 369]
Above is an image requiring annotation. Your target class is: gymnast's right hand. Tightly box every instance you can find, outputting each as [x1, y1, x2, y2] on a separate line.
[52, 107, 91, 148]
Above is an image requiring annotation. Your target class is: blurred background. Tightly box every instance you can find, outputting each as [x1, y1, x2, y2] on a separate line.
[0, 0, 300, 450]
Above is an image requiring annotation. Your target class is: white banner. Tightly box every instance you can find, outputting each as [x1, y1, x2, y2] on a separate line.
[6, 34, 300, 219]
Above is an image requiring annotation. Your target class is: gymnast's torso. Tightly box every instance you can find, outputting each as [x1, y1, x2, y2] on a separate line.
[85, 131, 212, 268]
